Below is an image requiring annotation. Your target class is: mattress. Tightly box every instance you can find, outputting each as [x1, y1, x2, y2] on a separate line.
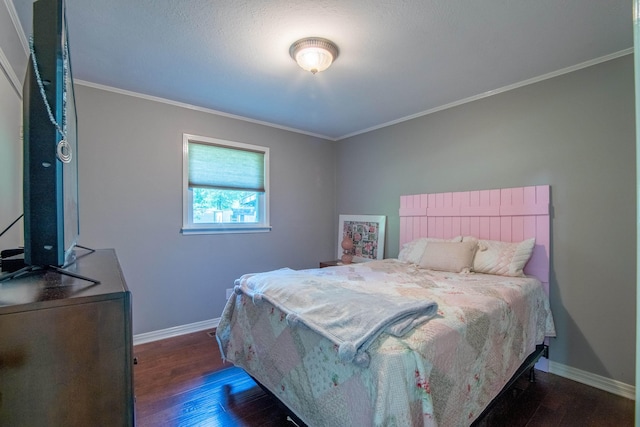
[216, 259, 556, 427]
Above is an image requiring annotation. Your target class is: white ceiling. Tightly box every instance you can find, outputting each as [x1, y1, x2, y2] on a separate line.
[11, 0, 633, 140]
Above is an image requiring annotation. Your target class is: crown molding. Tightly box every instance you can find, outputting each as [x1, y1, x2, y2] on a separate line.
[74, 79, 336, 141]
[74, 47, 633, 143]
[337, 48, 633, 140]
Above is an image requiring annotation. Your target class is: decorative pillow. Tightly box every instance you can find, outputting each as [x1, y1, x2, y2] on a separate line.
[418, 241, 477, 273]
[398, 236, 462, 265]
[472, 238, 536, 277]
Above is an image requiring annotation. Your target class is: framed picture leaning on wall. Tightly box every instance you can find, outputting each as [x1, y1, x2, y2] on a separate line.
[338, 215, 386, 262]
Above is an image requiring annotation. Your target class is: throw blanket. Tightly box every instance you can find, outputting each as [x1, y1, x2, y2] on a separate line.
[234, 268, 438, 367]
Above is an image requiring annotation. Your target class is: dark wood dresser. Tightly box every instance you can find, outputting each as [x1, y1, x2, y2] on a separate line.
[0, 249, 134, 426]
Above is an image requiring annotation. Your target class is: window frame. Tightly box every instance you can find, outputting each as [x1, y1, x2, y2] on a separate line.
[181, 133, 271, 235]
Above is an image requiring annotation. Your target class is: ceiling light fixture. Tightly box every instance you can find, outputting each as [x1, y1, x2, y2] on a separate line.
[289, 37, 339, 75]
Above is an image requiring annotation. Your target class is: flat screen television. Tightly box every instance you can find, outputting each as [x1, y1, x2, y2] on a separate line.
[22, 0, 79, 268]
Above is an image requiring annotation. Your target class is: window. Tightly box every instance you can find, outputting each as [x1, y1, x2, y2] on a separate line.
[182, 134, 270, 234]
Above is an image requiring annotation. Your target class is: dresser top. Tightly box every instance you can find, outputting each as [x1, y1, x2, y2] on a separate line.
[0, 249, 129, 313]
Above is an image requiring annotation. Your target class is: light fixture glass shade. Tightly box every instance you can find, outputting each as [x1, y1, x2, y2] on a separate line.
[289, 38, 339, 74]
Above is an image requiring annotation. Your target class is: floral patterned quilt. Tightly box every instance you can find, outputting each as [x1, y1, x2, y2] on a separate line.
[232, 267, 439, 368]
[216, 259, 556, 427]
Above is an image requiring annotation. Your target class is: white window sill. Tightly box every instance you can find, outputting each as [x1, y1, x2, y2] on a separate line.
[181, 225, 272, 235]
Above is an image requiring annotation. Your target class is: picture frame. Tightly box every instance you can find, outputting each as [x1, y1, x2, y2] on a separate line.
[338, 214, 386, 262]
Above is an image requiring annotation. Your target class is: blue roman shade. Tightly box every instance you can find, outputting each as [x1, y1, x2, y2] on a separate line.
[188, 142, 265, 192]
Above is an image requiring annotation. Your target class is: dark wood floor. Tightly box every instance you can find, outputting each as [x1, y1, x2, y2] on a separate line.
[134, 330, 634, 427]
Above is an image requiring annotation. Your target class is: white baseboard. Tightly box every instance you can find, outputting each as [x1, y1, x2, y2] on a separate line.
[132, 319, 635, 402]
[133, 317, 221, 346]
[548, 360, 635, 400]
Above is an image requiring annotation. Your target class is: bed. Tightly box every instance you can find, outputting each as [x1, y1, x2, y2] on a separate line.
[216, 185, 555, 426]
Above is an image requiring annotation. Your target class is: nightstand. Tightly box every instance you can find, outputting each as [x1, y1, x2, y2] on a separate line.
[319, 260, 342, 268]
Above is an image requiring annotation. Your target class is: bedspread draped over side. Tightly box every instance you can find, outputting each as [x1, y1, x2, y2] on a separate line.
[231, 268, 439, 367]
[216, 260, 556, 427]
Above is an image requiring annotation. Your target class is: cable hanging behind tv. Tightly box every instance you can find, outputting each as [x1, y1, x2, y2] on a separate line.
[0, 215, 99, 285]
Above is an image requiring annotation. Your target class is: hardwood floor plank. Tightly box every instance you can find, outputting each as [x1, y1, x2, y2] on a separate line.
[134, 330, 634, 426]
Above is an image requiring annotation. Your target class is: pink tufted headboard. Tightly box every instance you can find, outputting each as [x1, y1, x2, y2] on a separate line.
[399, 185, 551, 293]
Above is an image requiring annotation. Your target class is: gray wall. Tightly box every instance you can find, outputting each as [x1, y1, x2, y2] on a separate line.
[0, 0, 634, 385]
[336, 55, 636, 385]
[0, 68, 22, 250]
[0, 1, 24, 253]
[73, 85, 337, 334]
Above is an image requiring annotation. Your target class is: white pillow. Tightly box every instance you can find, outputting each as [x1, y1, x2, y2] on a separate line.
[472, 238, 535, 277]
[418, 241, 477, 273]
[398, 236, 462, 265]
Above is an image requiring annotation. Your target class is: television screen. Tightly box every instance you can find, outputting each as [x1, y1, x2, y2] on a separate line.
[23, 0, 79, 267]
